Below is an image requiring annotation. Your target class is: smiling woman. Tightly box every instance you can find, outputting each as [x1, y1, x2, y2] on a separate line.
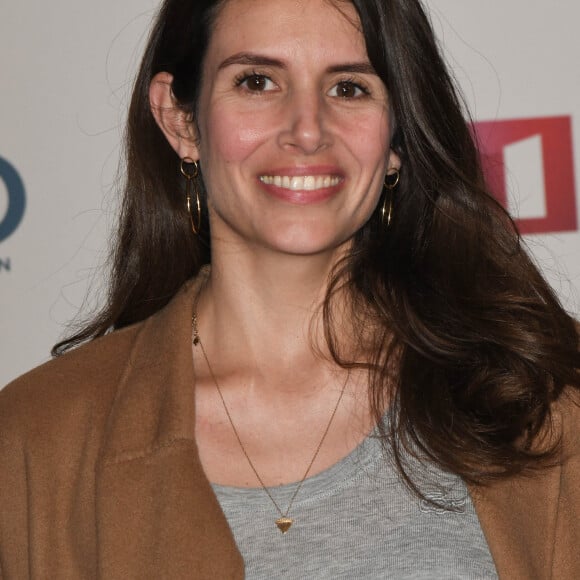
[1, 0, 579, 578]
[151, 0, 397, 258]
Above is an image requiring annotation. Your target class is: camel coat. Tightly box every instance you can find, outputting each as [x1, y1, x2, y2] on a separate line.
[1, 275, 579, 579]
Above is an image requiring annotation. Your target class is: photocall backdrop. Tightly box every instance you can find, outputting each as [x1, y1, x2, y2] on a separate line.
[1, 1, 579, 387]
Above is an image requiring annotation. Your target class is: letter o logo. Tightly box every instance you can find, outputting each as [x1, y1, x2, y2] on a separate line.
[0, 157, 26, 243]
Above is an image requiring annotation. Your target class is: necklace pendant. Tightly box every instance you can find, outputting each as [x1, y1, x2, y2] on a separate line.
[275, 517, 293, 534]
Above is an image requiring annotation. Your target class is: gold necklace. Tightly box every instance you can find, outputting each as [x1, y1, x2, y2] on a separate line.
[192, 312, 349, 534]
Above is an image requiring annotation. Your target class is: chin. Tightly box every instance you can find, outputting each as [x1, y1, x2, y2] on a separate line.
[263, 229, 353, 258]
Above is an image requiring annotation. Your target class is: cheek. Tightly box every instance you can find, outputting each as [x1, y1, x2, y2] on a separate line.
[350, 115, 391, 164]
[202, 106, 271, 164]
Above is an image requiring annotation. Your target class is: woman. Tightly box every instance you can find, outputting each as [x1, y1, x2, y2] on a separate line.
[1, 0, 579, 578]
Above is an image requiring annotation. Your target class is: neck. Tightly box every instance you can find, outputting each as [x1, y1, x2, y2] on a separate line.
[195, 244, 351, 385]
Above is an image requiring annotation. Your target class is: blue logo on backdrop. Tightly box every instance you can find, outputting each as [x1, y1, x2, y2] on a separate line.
[0, 156, 26, 243]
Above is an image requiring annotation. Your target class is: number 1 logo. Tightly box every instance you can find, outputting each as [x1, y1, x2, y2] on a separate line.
[473, 116, 578, 235]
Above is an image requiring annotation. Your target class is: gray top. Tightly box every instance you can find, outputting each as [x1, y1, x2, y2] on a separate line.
[212, 426, 498, 579]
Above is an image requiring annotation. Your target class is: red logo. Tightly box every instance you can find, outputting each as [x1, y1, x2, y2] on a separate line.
[472, 116, 578, 234]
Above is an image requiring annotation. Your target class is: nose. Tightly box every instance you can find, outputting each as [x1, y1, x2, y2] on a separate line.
[277, 88, 331, 155]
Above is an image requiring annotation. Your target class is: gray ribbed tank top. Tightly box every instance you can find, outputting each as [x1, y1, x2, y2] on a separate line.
[213, 425, 498, 579]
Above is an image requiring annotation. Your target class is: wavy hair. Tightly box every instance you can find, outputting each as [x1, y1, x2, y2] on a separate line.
[54, 0, 580, 491]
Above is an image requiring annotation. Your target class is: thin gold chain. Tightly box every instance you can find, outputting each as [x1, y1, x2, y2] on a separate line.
[192, 312, 349, 527]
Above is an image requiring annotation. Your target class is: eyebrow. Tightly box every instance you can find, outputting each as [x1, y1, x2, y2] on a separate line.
[218, 52, 377, 76]
[326, 62, 376, 75]
[218, 53, 283, 70]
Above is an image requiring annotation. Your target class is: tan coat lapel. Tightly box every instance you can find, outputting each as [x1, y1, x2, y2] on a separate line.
[95, 275, 244, 578]
[471, 392, 580, 580]
[471, 467, 562, 579]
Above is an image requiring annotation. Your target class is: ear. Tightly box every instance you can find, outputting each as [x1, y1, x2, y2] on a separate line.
[386, 147, 402, 175]
[149, 71, 199, 160]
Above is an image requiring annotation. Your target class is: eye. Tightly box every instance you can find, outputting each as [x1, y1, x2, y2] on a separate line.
[329, 80, 368, 99]
[236, 73, 276, 93]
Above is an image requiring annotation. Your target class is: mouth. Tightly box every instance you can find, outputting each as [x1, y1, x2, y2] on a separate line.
[259, 175, 342, 191]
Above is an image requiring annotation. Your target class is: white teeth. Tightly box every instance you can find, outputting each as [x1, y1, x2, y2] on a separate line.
[260, 175, 341, 191]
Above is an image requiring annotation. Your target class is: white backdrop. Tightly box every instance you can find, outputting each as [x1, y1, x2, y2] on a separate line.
[1, 1, 579, 387]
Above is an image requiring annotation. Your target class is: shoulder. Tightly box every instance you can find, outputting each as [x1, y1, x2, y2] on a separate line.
[0, 267, 205, 448]
[0, 322, 144, 448]
[0, 271, 205, 448]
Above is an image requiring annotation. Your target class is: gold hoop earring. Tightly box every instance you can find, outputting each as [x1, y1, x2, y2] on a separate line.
[180, 157, 201, 235]
[381, 169, 400, 227]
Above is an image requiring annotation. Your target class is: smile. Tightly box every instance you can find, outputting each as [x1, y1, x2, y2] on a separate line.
[259, 175, 342, 191]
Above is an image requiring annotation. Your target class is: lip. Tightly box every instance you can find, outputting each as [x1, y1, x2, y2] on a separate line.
[257, 165, 345, 205]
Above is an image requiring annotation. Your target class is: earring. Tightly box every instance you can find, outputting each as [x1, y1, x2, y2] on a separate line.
[180, 157, 201, 235]
[381, 169, 400, 227]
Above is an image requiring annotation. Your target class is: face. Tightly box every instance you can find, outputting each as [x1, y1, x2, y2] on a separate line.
[181, 0, 399, 257]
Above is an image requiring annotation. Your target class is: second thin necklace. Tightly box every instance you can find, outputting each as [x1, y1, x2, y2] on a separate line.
[192, 312, 349, 534]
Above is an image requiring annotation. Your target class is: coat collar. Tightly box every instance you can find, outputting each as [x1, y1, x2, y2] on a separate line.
[99, 273, 206, 463]
[96, 269, 244, 578]
[471, 392, 579, 579]
[469, 465, 562, 579]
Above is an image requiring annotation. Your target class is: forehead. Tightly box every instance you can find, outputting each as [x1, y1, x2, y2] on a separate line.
[207, 0, 366, 64]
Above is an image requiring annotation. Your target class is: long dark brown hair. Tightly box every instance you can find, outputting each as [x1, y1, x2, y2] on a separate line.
[54, 0, 580, 491]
